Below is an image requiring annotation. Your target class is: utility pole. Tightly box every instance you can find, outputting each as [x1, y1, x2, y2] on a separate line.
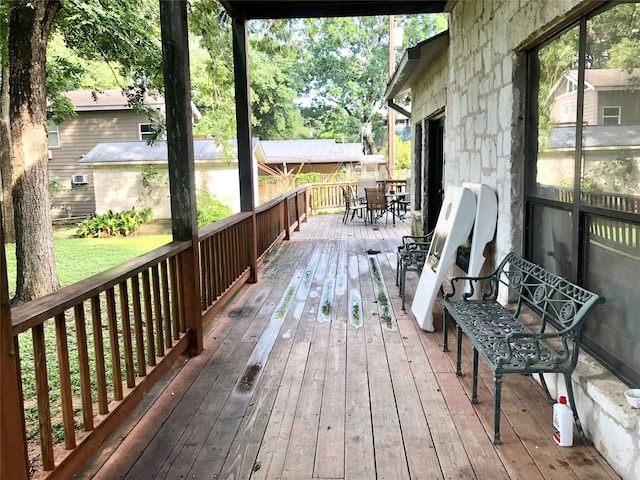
[388, 15, 396, 179]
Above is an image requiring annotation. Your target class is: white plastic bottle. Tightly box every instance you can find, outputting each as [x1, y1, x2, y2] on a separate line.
[553, 395, 574, 447]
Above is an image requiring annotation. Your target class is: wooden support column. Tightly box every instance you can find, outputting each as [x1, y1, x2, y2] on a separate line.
[232, 16, 259, 283]
[159, 0, 202, 355]
[0, 209, 29, 480]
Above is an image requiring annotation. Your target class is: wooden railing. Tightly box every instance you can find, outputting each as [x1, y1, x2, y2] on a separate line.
[2, 186, 309, 480]
[308, 181, 356, 212]
[552, 186, 640, 252]
[11, 242, 192, 479]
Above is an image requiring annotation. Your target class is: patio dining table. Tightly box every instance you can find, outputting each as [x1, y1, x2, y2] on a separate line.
[385, 191, 410, 225]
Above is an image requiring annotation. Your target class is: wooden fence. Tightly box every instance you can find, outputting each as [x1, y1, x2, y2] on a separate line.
[1, 186, 309, 480]
[553, 186, 640, 253]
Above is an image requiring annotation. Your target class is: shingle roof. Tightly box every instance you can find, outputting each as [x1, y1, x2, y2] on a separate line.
[565, 69, 640, 89]
[64, 89, 165, 111]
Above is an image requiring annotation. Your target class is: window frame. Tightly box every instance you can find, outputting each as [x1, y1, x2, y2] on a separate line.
[525, 2, 640, 388]
[47, 120, 60, 149]
[602, 105, 621, 125]
[139, 123, 154, 141]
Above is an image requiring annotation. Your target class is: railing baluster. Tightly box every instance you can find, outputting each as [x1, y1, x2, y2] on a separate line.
[152, 265, 165, 358]
[106, 288, 123, 401]
[169, 256, 181, 339]
[54, 313, 76, 450]
[176, 254, 186, 333]
[74, 303, 94, 431]
[119, 282, 136, 388]
[141, 270, 156, 366]
[199, 238, 208, 308]
[90, 297, 108, 415]
[32, 323, 54, 470]
[131, 275, 147, 377]
[160, 260, 173, 349]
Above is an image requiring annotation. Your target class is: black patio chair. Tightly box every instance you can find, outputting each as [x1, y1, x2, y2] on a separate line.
[396, 231, 434, 310]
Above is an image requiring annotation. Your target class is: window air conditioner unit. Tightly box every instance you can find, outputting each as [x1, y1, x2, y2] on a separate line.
[72, 174, 88, 185]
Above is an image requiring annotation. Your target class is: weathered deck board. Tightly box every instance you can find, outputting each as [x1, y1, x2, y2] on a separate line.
[77, 213, 621, 480]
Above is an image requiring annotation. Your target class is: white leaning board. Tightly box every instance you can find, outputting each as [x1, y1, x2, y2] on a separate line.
[411, 186, 476, 332]
[462, 182, 498, 296]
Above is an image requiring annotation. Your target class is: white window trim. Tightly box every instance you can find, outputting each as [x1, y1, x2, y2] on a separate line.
[48, 121, 60, 149]
[602, 106, 621, 125]
[139, 123, 154, 141]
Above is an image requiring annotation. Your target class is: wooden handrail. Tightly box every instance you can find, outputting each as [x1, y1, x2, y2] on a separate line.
[3, 188, 307, 479]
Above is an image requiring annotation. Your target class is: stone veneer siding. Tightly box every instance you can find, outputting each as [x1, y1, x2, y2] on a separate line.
[410, 1, 639, 478]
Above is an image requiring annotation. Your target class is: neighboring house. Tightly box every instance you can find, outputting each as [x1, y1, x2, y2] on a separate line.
[79, 138, 263, 219]
[360, 154, 387, 177]
[385, 2, 640, 478]
[549, 69, 640, 126]
[540, 125, 640, 194]
[48, 89, 166, 220]
[260, 139, 367, 177]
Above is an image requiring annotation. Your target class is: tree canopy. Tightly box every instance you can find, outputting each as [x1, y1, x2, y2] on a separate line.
[1, 0, 446, 302]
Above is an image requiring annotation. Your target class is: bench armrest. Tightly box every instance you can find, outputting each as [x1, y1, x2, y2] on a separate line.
[444, 273, 499, 300]
[496, 330, 573, 368]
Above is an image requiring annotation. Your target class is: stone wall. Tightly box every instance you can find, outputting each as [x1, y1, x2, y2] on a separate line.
[409, 1, 640, 477]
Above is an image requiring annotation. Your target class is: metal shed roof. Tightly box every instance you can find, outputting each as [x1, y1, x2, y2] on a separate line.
[260, 139, 363, 164]
[548, 125, 640, 150]
[79, 138, 261, 164]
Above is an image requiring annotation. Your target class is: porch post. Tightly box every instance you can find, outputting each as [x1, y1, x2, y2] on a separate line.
[159, 0, 203, 354]
[0, 209, 29, 480]
[232, 16, 259, 283]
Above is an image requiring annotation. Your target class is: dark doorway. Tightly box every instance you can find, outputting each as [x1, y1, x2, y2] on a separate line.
[424, 116, 444, 233]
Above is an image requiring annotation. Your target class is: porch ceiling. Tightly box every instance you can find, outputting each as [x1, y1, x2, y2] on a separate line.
[219, 1, 454, 20]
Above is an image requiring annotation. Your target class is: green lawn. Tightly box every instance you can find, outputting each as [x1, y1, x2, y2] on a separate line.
[4, 226, 172, 298]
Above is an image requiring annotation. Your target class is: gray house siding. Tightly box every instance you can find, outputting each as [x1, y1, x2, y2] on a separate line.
[49, 109, 152, 219]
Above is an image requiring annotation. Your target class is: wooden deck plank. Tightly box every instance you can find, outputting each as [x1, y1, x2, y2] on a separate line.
[79, 214, 620, 480]
[314, 241, 347, 479]
[396, 317, 488, 480]
[279, 321, 329, 479]
[250, 341, 310, 480]
[216, 245, 320, 480]
[343, 239, 376, 480]
[279, 241, 337, 479]
[374, 252, 444, 479]
[360, 250, 411, 480]
[182, 242, 320, 479]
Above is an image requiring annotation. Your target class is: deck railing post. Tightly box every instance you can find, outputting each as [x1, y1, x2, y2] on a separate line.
[232, 15, 258, 283]
[160, 0, 203, 355]
[0, 210, 30, 480]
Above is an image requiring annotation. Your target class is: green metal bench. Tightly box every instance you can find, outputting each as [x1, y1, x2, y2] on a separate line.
[442, 252, 604, 445]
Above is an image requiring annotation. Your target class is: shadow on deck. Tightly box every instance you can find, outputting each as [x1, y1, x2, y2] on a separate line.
[77, 213, 620, 480]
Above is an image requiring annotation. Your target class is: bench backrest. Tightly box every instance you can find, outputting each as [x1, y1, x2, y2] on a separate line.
[496, 252, 604, 340]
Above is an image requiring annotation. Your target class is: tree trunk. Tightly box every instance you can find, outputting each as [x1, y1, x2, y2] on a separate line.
[0, 65, 16, 244]
[364, 133, 379, 156]
[8, 0, 62, 303]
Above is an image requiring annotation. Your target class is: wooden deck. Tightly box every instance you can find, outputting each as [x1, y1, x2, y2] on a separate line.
[76, 213, 620, 480]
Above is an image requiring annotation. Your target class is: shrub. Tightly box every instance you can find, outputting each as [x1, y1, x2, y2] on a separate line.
[197, 191, 233, 228]
[76, 208, 153, 238]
